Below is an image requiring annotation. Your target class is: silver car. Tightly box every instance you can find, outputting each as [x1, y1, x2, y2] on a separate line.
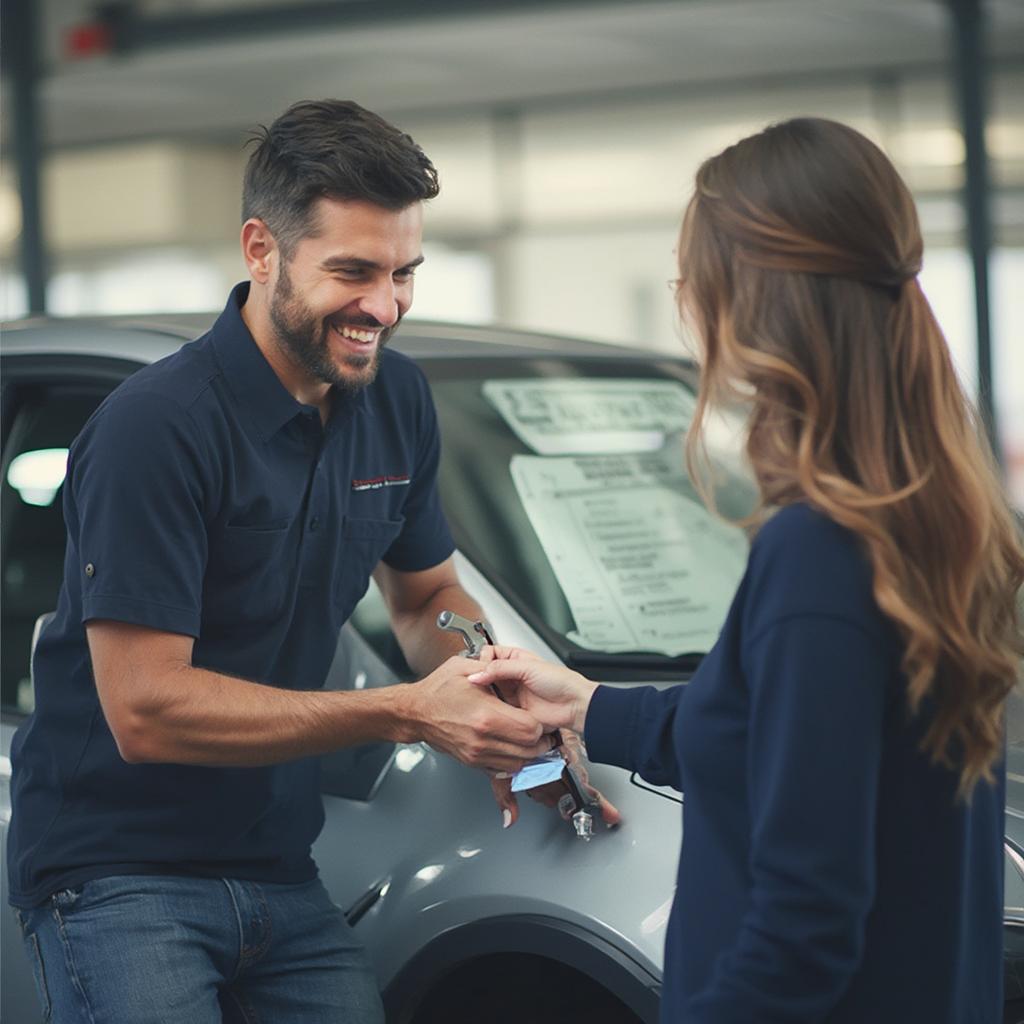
[2, 316, 1022, 1023]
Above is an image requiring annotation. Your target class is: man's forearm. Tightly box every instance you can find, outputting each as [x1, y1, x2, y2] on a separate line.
[111, 662, 419, 766]
[112, 655, 547, 776]
[390, 581, 487, 675]
[90, 590, 547, 773]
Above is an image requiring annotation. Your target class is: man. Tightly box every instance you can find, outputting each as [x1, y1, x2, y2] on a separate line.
[6, 99, 554, 1023]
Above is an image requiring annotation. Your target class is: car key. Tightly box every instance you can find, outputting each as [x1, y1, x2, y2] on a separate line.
[437, 610, 493, 660]
[560, 760, 601, 840]
[437, 610, 599, 839]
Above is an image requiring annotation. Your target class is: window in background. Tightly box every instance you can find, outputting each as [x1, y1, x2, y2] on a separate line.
[919, 248, 976, 388]
[30, 241, 493, 325]
[0, 269, 27, 320]
[993, 248, 1024, 509]
[919, 247, 1024, 510]
[515, 82, 879, 231]
[406, 242, 494, 324]
[989, 69, 1024, 509]
[47, 249, 229, 315]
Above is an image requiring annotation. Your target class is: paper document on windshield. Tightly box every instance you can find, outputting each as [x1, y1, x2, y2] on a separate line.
[510, 449, 747, 656]
[483, 379, 696, 455]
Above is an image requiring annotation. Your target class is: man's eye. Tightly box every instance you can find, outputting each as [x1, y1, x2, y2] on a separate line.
[394, 269, 416, 281]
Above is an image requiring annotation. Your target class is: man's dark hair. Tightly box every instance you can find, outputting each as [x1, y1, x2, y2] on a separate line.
[242, 99, 440, 257]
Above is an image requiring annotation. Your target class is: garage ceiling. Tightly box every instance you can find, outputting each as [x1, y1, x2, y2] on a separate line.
[27, 0, 1024, 150]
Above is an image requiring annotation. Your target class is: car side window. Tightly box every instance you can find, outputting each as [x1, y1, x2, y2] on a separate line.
[1, 385, 108, 714]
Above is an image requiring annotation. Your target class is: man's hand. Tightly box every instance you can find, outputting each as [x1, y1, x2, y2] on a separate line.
[401, 655, 552, 773]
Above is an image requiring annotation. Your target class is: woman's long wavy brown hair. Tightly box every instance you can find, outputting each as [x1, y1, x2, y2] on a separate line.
[679, 117, 1024, 796]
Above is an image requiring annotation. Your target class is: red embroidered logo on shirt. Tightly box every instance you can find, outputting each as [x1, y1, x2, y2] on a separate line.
[351, 474, 411, 492]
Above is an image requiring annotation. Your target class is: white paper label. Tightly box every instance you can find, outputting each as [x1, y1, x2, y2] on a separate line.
[509, 448, 747, 656]
[483, 379, 696, 455]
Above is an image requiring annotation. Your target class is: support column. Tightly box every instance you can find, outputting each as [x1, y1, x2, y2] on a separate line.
[949, 0, 1000, 465]
[3, 0, 48, 314]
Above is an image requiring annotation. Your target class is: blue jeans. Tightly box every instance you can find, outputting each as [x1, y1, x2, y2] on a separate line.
[14, 874, 386, 1023]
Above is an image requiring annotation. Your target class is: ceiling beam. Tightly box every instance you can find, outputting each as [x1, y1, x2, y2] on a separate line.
[94, 0, 687, 54]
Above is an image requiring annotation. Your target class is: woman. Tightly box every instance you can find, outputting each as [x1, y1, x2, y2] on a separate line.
[470, 118, 1024, 1023]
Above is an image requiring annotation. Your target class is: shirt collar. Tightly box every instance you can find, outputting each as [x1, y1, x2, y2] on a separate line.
[209, 282, 366, 442]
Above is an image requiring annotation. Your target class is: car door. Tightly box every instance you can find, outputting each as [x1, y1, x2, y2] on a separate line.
[0, 353, 144, 1023]
[0, 360, 138, 713]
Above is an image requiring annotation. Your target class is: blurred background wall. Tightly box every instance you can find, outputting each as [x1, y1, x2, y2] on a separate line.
[1, 0, 1022, 502]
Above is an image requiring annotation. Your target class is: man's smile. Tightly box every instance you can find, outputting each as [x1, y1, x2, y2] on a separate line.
[330, 321, 384, 357]
[336, 324, 381, 344]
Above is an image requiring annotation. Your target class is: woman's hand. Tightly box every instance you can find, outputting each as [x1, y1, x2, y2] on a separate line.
[468, 646, 599, 735]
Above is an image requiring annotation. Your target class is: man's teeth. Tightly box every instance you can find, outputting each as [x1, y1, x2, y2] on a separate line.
[339, 326, 378, 344]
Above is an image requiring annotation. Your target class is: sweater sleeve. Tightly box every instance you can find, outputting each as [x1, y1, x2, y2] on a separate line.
[584, 682, 686, 790]
[688, 611, 889, 1022]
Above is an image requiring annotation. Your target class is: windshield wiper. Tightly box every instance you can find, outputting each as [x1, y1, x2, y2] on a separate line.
[565, 649, 704, 675]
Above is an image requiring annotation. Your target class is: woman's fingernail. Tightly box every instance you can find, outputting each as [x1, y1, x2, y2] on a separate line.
[502, 809, 512, 829]
[493, 771, 513, 779]
[467, 672, 483, 682]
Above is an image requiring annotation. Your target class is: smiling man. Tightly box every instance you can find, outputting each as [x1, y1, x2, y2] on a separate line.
[255, 197, 424, 402]
[7, 100, 554, 1024]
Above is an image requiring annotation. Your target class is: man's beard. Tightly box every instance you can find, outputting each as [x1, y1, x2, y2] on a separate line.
[268, 262, 394, 397]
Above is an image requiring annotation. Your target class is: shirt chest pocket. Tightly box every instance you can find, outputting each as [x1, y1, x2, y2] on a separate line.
[205, 520, 298, 622]
[333, 515, 404, 614]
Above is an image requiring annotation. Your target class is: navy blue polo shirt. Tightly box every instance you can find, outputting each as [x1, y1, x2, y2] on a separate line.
[7, 283, 455, 908]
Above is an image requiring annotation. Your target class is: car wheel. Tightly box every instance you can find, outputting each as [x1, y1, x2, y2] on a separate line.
[408, 953, 646, 1024]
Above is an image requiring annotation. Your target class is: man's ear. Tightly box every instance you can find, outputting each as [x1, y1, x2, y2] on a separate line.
[241, 218, 277, 284]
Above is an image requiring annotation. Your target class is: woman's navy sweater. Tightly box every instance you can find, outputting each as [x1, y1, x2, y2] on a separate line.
[585, 503, 1004, 1023]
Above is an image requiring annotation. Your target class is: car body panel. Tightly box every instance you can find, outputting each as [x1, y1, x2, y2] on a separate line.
[0, 314, 660, 364]
[313, 551, 681, 996]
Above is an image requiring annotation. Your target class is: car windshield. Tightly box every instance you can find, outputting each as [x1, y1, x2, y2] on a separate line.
[423, 356, 757, 674]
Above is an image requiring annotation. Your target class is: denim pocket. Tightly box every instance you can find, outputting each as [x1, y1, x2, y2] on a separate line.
[15, 912, 52, 1022]
[54, 876, 151, 913]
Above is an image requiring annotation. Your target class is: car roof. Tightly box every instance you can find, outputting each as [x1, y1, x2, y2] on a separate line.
[1, 314, 690, 366]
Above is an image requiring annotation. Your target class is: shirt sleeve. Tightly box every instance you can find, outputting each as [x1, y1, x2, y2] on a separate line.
[71, 390, 209, 637]
[687, 611, 889, 1022]
[381, 366, 456, 572]
[584, 683, 686, 790]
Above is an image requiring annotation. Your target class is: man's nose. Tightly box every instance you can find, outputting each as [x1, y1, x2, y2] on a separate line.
[358, 278, 400, 328]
